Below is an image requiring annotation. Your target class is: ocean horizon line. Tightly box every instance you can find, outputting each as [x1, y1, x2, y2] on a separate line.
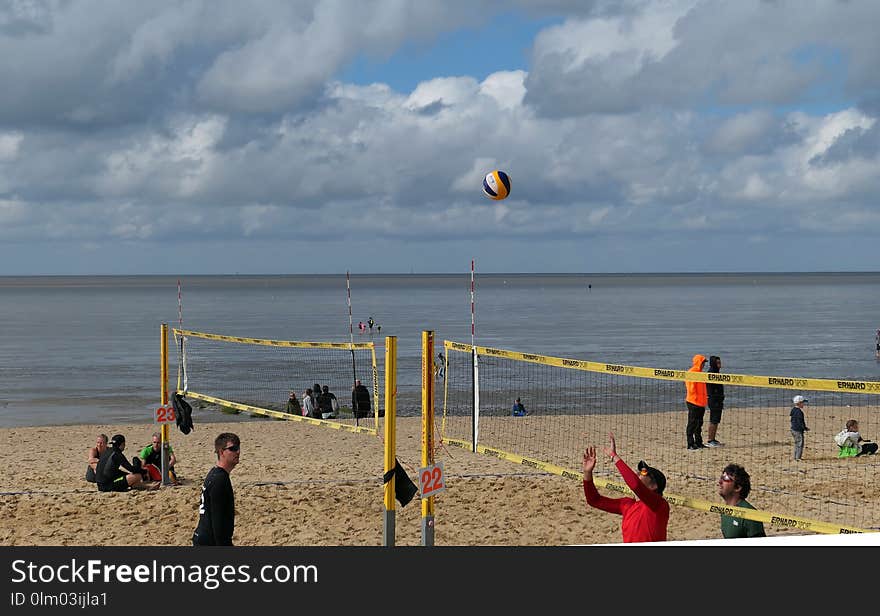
[1, 270, 879, 278]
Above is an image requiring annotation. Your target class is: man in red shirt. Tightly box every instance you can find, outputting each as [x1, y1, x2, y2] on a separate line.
[582, 432, 670, 543]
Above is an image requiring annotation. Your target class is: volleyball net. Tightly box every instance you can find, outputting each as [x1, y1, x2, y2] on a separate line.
[173, 328, 381, 434]
[440, 340, 880, 534]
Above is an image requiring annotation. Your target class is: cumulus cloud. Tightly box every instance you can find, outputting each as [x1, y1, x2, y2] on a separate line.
[524, 0, 880, 116]
[1, 0, 880, 273]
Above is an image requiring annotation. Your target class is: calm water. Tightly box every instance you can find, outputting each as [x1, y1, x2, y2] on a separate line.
[1, 273, 879, 427]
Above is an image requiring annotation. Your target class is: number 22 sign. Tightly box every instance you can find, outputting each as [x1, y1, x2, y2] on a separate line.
[418, 461, 446, 498]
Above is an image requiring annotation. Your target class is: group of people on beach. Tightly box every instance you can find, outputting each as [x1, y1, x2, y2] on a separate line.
[357, 317, 381, 336]
[285, 379, 372, 420]
[85, 429, 240, 545]
[682, 353, 875, 461]
[287, 383, 339, 420]
[684, 354, 725, 449]
[81, 345, 876, 546]
[86, 432, 179, 492]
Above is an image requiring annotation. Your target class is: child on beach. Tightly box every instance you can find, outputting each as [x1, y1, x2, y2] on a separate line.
[834, 419, 878, 458]
[790, 395, 809, 461]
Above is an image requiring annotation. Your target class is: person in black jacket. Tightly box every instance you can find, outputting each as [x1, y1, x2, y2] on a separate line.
[352, 379, 371, 418]
[319, 385, 338, 419]
[706, 355, 725, 447]
[193, 432, 240, 546]
[790, 395, 809, 461]
[95, 434, 158, 492]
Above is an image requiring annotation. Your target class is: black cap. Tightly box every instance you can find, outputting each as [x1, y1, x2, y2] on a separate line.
[110, 434, 126, 448]
[637, 460, 666, 495]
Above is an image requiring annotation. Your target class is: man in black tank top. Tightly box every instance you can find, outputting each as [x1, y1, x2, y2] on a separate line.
[95, 434, 158, 492]
[193, 432, 240, 546]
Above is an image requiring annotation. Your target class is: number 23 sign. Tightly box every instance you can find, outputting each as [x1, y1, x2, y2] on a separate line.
[418, 461, 446, 498]
[155, 406, 176, 424]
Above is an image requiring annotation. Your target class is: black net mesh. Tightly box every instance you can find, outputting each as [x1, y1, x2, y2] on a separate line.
[442, 342, 880, 532]
[174, 329, 380, 432]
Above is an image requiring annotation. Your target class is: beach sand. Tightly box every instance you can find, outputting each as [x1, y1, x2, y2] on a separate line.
[1, 410, 876, 546]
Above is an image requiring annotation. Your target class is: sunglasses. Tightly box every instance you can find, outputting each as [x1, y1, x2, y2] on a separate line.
[224, 444, 240, 452]
[720, 473, 734, 482]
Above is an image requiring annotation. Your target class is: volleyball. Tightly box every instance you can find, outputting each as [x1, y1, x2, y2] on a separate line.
[482, 170, 511, 201]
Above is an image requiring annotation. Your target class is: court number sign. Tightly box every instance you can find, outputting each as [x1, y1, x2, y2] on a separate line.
[155, 406, 176, 424]
[418, 461, 446, 498]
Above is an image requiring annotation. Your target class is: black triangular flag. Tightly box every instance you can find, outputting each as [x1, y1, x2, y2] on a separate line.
[383, 458, 418, 507]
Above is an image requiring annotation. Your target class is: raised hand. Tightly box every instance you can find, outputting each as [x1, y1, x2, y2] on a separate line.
[583, 446, 597, 475]
[603, 432, 618, 460]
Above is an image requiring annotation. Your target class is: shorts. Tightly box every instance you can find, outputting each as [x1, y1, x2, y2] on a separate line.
[97, 472, 129, 492]
[708, 404, 723, 425]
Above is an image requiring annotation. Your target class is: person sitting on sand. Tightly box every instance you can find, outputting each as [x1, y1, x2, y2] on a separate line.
[95, 434, 158, 492]
[138, 431, 179, 483]
[834, 419, 879, 458]
[85, 433, 108, 482]
[511, 397, 527, 416]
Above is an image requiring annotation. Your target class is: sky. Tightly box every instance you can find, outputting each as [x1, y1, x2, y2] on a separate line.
[1, 0, 879, 275]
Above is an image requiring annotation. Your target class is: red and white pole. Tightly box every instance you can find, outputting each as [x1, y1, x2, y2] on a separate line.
[347, 271, 359, 425]
[470, 259, 475, 348]
[347, 271, 354, 344]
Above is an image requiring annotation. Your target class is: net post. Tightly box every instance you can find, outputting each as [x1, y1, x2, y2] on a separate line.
[347, 271, 359, 427]
[383, 336, 397, 547]
[160, 323, 171, 486]
[470, 260, 479, 452]
[421, 330, 435, 546]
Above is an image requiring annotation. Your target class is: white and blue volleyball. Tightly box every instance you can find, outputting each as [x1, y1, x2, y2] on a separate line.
[482, 170, 511, 201]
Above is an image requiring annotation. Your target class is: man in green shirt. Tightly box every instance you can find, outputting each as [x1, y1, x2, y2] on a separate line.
[718, 463, 766, 539]
[138, 432, 179, 483]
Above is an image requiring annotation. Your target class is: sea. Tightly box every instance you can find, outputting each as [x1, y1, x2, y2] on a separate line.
[1, 272, 879, 428]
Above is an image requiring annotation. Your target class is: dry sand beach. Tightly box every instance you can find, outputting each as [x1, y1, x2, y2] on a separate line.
[1, 412, 876, 546]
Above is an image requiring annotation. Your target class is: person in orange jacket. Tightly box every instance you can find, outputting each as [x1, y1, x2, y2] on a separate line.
[685, 354, 708, 450]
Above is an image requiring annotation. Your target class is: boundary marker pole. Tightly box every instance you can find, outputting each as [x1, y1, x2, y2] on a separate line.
[421, 330, 435, 546]
[383, 336, 397, 546]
